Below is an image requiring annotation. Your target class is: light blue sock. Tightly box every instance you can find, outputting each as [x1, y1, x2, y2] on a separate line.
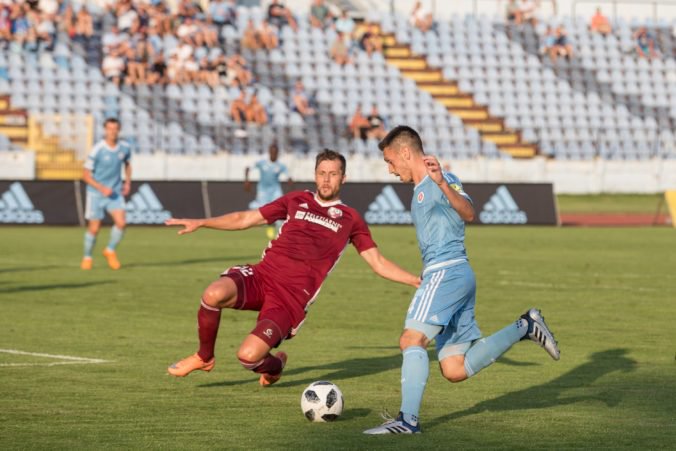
[106, 226, 125, 251]
[464, 319, 528, 378]
[399, 346, 429, 425]
[83, 232, 96, 258]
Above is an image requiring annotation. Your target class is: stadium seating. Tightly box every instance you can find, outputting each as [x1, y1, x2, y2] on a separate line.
[1, 3, 674, 166]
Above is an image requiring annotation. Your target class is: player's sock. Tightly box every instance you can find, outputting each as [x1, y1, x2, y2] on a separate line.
[464, 319, 528, 377]
[106, 226, 124, 251]
[399, 346, 429, 425]
[197, 299, 222, 361]
[240, 353, 284, 375]
[83, 232, 96, 257]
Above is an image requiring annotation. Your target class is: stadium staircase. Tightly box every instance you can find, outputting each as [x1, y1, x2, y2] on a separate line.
[0, 95, 84, 179]
[368, 25, 538, 158]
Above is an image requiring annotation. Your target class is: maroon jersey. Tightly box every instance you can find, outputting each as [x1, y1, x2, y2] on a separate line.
[257, 190, 376, 309]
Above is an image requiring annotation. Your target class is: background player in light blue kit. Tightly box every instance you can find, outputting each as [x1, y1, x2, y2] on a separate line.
[244, 143, 293, 239]
[81, 118, 131, 270]
[364, 126, 560, 435]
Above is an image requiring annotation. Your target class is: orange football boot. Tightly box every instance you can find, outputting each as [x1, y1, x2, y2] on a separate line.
[80, 257, 93, 270]
[103, 248, 121, 270]
[259, 352, 288, 386]
[167, 353, 215, 377]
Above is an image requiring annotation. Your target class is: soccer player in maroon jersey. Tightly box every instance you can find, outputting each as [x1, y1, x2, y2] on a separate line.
[165, 149, 420, 385]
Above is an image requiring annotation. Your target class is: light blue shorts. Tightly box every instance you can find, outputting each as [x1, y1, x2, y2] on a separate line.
[249, 187, 283, 209]
[85, 191, 126, 220]
[405, 261, 482, 360]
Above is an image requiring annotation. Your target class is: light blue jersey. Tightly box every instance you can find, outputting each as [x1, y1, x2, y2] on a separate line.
[411, 172, 472, 271]
[405, 171, 481, 357]
[84, 139, 131, 195]
[249, 159, 288, 208]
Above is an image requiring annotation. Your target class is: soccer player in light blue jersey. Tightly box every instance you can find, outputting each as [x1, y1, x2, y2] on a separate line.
[364, 126, 560, 435]
[81, 118, 131, 270]
[244, 144, 293, 239]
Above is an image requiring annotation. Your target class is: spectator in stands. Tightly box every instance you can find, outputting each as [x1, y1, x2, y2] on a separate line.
[226, 53, 252, 87]
[208, 0, 237, 35]
[309, 0, 333, 29]
[518, 0, 538, 26]
[267, 0, 297, 31]
[334, 9, 355, 37]
[147, 52, 168, 84]
[231, 89, 248, 127]
[74, 6, 94, 44]
[242, 18, 261, 50]
[102, 25, 128, 56]
[0, 5, 11, 46]
[291, 80, 315, 116]
[589, 7, 612, 36]
[506, 0, 520, 24]
[102, 51, 126, 85]
[348, 104, 370, 140]
[126, 41, 151, 85]
[359, 23, 383, 57]
[35, 11, 56, 50]
[549, 26, 573, 62]
[330, 31, 352, 65]
[540, 25, 556, 57]
[258, 19, 279, 50]
[409, 1, 433, 32]
[116, 1, 138, 34]
[247, 90, 268, 125]
[366, 105, 387, 140]
[634, 27, 659, 59]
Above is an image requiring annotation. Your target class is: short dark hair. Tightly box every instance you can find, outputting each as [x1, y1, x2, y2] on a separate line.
[104, 117, 120, 127]
[315, 148, 346, 175]
[378, 125, 424, 154]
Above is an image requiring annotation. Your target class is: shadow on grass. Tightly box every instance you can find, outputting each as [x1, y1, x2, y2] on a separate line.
[199, 350, 541, 390]
[427, 348, 636, 430]
[0, 265, 62, 274]
[199, 354, 403, 389]
[0, 280, 113, 294]
[124, 256, 260, 269]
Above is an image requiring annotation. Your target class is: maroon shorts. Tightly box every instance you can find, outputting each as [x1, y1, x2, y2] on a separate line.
[221, 265, 309, 343]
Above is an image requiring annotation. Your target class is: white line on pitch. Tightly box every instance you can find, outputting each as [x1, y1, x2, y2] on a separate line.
[0, 348, 113, 367]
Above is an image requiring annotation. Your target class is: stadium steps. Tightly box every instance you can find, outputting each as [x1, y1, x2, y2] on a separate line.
[376, 30, 538, 158]
[26, 116, 84, 180]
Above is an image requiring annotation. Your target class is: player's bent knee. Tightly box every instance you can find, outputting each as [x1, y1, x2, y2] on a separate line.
[440, 357, 468, 383]
[201, 280, 236, 308]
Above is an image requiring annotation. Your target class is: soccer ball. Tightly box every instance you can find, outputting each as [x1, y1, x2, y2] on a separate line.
[300, 381, 344, 422]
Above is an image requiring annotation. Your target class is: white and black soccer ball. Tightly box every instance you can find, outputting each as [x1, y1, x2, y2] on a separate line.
[300, 381, 344, 422]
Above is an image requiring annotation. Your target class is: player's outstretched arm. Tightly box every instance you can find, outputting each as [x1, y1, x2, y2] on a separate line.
[359, 247, 420, 288]
[165, 209, 267, 235]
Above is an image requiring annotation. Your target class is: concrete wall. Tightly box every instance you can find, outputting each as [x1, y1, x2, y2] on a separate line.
[0, 151, 34, 180]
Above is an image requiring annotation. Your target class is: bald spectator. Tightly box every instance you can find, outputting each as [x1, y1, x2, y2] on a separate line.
[589, 8, 612, 36]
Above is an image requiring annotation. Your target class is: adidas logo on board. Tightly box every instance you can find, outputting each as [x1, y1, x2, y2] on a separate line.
[125, 183, 172, 224]
[365, 185, 412, 224]
[0, 182, 44, 223]
[479, 185, 528, 224]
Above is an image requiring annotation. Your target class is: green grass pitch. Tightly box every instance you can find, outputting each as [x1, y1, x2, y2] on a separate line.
[1, 225, 674, 449]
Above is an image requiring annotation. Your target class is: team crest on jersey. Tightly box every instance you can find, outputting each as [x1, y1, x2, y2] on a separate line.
[417, 191, 425, 203]
[327, 206, 342, 219]
[118, 152, 125, 160]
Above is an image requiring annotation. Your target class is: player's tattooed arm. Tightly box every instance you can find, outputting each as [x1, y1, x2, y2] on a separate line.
[422, 155, 475, 222]
[359, 247, 421, 288]
[165, 209, 267, 235]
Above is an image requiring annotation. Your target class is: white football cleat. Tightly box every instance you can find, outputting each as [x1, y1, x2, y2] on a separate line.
[521, 308, 560, 360]
[363, 411, 421, 435]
